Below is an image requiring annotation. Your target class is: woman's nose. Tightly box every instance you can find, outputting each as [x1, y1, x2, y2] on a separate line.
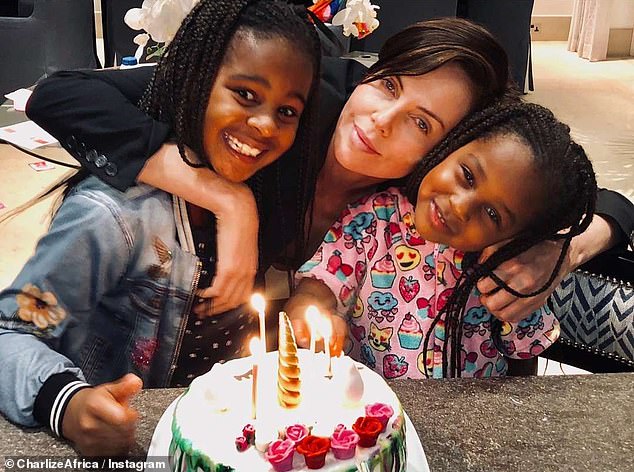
[370, 104, 397, 137]
[247, 112, 277, 138]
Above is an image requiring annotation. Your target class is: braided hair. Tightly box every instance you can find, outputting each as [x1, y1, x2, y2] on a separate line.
[140, 0, 322, 266]
[404, 101, 597, 378]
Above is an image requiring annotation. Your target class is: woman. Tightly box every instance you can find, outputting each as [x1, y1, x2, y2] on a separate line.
[26, 18, 634, 322]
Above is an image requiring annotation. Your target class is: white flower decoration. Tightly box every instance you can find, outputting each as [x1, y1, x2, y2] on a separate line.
[332, 0, 380, 39]
[125, 0, 200, 57]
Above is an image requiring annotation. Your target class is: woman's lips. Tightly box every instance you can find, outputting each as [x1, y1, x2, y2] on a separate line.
[352, 124, 379, 155]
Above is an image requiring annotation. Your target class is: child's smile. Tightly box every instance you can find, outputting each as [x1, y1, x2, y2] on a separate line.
[203, 33, 313, 183]
[414, 135, 545, 252]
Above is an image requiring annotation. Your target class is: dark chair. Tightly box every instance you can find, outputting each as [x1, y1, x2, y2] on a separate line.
[100, 0, 143, 67]
[458, 0, 535, 92]
[349, 0, 458, 53]
[0, 0, 100, 98]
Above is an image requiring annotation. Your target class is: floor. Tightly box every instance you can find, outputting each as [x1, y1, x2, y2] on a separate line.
[1, 41, 632, 376]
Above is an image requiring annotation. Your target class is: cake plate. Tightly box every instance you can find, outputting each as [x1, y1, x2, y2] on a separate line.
[146, 396, 430, 472]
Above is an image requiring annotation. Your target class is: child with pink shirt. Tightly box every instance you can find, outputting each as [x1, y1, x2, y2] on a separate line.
[286, 101, 597, 379]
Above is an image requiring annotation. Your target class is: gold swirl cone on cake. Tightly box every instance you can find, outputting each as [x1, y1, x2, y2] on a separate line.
[277, 311, 301, 408]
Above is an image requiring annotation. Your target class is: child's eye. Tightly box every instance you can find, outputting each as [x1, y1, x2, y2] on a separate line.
[486, 207, 501, 226]
[461, 165, 474, 187]
[383, 78, 396, 96]
[235, 89, 256, 101]
[278, 106, 299, 119]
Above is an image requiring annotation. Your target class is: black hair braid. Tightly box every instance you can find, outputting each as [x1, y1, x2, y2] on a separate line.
[407, 101, 597, 378]
[139, 0, 321, 267]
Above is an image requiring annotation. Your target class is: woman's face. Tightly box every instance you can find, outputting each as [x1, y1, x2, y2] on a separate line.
[331, 63, 475, 179]
[203, 33, 314, 182]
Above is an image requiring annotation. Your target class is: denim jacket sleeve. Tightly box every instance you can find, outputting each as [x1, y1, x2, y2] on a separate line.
[0, 187, 131, 426]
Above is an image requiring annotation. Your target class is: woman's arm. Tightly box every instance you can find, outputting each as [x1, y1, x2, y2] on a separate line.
[26, 68, 168, 191]
[477, 189, 634, 322]
[26, 69, 259, 313]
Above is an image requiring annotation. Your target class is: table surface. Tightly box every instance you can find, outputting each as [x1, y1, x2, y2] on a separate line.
[1, 373, 632, 471]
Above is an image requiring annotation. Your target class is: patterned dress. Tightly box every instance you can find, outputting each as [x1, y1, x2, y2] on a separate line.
[296, 188, 559, 379]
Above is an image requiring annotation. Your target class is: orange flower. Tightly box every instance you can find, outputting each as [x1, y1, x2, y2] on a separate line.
[16, 284, 66, 329]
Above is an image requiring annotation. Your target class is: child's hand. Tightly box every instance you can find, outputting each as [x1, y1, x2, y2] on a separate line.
[290, 312, 348, 357]
[477, 239, 569, 323]
[62, 373, 142, 456]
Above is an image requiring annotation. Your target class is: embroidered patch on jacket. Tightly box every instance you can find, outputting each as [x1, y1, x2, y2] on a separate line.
[148, 237, 172, 280]
[15, 283, 66, 329]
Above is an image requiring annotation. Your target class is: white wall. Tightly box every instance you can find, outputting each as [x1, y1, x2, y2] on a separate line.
[532, 0, 573, 16]
[610, 0, 634, 28]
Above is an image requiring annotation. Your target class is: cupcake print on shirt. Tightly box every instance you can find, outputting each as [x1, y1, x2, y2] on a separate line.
[370, 254, 397, 288]
[398, 313, 423, 350]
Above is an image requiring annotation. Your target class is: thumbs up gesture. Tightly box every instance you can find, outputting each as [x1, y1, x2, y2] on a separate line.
[62, 374, 143, 456]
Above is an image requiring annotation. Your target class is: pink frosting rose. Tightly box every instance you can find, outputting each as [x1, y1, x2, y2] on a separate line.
[264, 439, 296, 472]
[365, 403, 394, 431]
[285, 424, 309, 445]
[331, 424, 360, 460]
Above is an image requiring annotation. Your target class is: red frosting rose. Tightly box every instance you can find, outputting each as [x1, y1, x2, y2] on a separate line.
[264, 438, 295, 472]
[330, 424, 360, 460]
[235, 435, 249, 452]
[285, 424, 309, 445]
[297, 435, 331, 469]
[364, 402, 394, 431]
[242, 424, 256, 444]
[352, 416, 383, 447]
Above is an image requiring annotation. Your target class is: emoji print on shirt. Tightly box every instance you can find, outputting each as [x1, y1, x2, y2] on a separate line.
[367, 291, 398, 323]
[368, 322, 393, 351]
[394, 245, 421, 271]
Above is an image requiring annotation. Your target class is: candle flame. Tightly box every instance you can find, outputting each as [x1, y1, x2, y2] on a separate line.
[249, 337, 261, 356]
[251, 293, 265, 312]
[317, 315, 332, 338]
[306, 305, 320, 325]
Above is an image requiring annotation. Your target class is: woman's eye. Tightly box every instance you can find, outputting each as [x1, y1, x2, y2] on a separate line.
[415, 118, 428, 133]
[461, 165, 474, 187]
[279, 106, 298, 119]
[383, 78, 396, 95]
[236, 89, 255, 101]
[486, 207, 500, 225]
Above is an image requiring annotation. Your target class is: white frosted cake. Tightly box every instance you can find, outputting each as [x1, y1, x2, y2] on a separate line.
[169, 349, 407, 471]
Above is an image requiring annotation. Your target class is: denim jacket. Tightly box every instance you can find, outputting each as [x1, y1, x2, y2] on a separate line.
[0, 177, 203, 426]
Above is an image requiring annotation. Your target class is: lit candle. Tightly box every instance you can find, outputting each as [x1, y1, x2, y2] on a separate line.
[318, 316, 333, 378]
[305, 305, 320, 354]
[249, 337, 261, 419]
[251, 294, 266, 352]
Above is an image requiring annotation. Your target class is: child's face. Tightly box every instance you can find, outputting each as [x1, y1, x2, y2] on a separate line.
[414, 135, 545, 252]
[203, 32, 314, 182]
[331, 63, 475, 179]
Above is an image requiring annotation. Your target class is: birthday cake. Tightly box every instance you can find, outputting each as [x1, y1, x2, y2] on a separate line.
[169, 314, 406, 472]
